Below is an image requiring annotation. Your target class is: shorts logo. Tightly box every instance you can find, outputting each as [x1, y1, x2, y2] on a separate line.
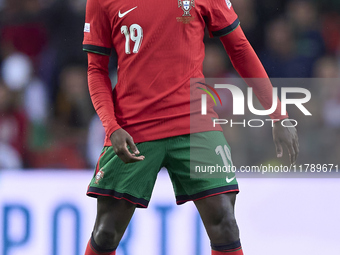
[94, 168, 104, 184]
[226, 176, 235, 183]
[225, 0, 232, 9]
[177, 0, 195, 24]
[84, 23, 90, 33]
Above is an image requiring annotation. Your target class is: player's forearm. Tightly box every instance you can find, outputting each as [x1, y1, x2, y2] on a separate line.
[87, 53, 121, 138]
[220, 26, 288, 120]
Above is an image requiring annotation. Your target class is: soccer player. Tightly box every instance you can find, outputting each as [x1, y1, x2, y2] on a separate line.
[82, 0, 299, 254]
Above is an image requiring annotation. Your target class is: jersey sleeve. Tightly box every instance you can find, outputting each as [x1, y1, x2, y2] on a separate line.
[203, 0, 240, 38]
[220, 26, 289, 121]
[83, 0, 112, 56]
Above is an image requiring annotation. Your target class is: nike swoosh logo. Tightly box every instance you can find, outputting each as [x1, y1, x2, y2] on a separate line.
[226, 176, 235, 183]
[118, 6, 137, 18]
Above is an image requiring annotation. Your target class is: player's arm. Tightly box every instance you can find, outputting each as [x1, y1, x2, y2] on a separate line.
[219, 26, 299, 164]
[87, 53, 144, 163]
[83, 0, 143, 163]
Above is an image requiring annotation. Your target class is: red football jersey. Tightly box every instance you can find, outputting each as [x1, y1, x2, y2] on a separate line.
[83, 0, 239, 145]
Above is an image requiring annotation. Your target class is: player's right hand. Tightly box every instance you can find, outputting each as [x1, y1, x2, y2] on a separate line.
[110, 128, 145, 164]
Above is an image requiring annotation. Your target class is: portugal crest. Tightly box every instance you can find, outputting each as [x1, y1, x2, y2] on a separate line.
[177, 0, 195, 23]
[94, 168, 104, 184]
[178, 0, 195, 16]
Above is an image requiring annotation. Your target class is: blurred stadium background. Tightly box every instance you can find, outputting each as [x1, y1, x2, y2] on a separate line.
[0, 0, 339, 254]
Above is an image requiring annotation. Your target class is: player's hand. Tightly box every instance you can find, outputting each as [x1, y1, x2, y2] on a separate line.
[110, 128, 145, 164]
[272, 119, 299, 165]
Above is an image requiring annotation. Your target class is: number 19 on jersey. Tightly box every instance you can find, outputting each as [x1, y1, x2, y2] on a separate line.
[121, 24, 143, 54]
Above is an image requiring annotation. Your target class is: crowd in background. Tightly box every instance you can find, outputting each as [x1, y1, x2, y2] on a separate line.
[0, 0, 339, 169]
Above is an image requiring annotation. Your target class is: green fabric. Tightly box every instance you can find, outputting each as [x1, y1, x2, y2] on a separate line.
[89, 131, 238, 202]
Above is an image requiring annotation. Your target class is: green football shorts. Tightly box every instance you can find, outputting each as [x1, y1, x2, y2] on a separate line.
[87, 131, 239, 208]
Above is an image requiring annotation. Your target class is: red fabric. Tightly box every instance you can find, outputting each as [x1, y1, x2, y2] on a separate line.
[83, 0, 112, 49]
[212, 248, 244, 255]
[85, 0, 286, 147]
[84, 239, 116, 255]
[84, 0, 236, 146]
[220, 25, 288, 121]
[201, 0, 238, 37]
[87, 53, 121, 141]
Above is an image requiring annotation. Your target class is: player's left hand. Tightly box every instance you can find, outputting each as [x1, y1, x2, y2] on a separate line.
[272, 119, 299, 165]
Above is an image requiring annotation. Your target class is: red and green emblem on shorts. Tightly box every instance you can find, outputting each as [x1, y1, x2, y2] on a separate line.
[95, 168, 105, 184]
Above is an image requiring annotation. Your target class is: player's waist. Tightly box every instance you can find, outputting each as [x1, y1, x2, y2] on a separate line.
[103, 112, 221, 146]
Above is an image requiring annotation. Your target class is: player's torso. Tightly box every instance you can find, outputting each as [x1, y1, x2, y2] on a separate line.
[99, 0, 207, 71]
[97, 0, 216, 142]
